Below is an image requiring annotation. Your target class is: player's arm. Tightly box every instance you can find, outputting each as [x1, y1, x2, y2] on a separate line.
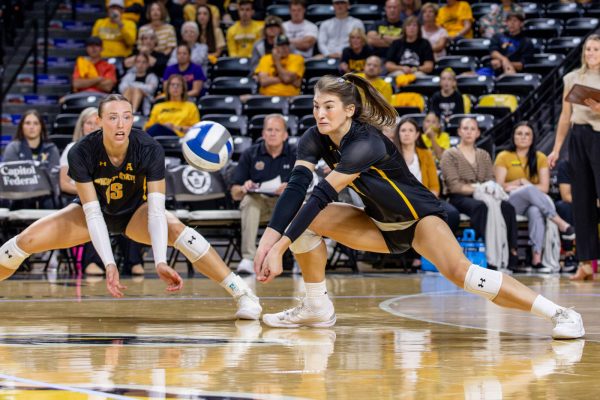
[146, 179, 168, 269]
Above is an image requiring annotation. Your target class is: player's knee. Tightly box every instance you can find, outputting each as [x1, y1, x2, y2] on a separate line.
[464, 264, 503, 301]
[173, 226, 210, 263]
[290, 229, 323, 254]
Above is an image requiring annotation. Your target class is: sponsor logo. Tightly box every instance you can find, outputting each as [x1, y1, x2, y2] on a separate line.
[182, 166, 211, 195]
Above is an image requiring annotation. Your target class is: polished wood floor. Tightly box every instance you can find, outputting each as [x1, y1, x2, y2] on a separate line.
[0, 270, 598, 399]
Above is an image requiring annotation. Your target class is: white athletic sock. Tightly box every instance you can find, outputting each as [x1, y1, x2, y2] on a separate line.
[220, 272, 249, 298]
[531, 295, 562, 320]
[305, 280, 329, 308]
[0, 237, 30, 270]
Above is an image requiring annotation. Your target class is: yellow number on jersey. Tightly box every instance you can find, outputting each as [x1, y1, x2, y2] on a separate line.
[106, 183, 124, 203]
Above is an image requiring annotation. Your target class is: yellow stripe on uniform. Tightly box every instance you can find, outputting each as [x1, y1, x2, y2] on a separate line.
[370, 166, 419, 220]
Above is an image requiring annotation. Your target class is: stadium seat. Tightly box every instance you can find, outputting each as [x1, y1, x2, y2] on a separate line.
[306, 4, 334, 22]
[209, 77, 257, 95]
[248, 114, 298, 140]
[48, 134, 74, 152]
[398, 113, 427, 129]
[564, 17, 599, 37]
[133, 115, 147, 130]
[198, 95, 243, 116]
[520, 2, 542, 19]
[434, 55, 479, 75]
[529, 38, 545, 54]
[544, 2, 582, 21]
[452, 38, 492, 59]
[302, 77, 320, 95]
[298, 115, 316, 135]
[211, 57, 252, 78]
[349, 4, 383, 21]
[304, 58, 340, 81]
[231, 135, 252, 161]
[60, 92, 107, 114]
[266, 4, 291, 19]
[523, 18, 562, 39]
[471, 3, 494, 20]
[523, 53, 565, 75]
[52, 113, 79, 136]
[584, 3, 600, 18]
[401, 75, 440, 97]
[201, 114, 248, 136]
[391, 92, 426, 116]
[243, 95, 289, 118]
[456, 75, 494, 97]
[494, 73, 542, 97]
[153, 136, 182, 159]
[289, 95, 314, 117]
[545, 36, 583, 55]
[473, 94, 519, 120]
[445, 113, 495, 136]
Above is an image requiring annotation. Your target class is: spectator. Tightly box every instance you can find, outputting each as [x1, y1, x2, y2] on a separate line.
[436, 0, 473, 40]
[490, 12, 534, 76]
[494, 122, 574, 270]
[385, 16, 434, 76]
[283, 0, 318, 59]
[167, 22, 209, 72]
[145, 74, 200, 137]
[421, 111, 450, 161]
[107, 0, 145, 24]
[72, 36, 117, 94]
[250, 15, 284, 72]
[355, 56, 392, 104]
[138, 1, 177, 56]
[184, 0, 221, 26]
[400, 0, 421, 19]
[124, 29, 169, 78]
[318, 0, 365, 59]
[140, 0, 184, 35]
[197, 4, 226, 60]
[479, 0, 524, 39]
[119, 53, 159, 115]
[230, 114, 296, 274]
[92, 0, 137, 58]
[340, 28, 375, 74]
[255, 34, 305, 97]
[226, 0, 264, 58]
[162, 43, 206, 99]
[440, 117, 518, 269]
[421, 2, 449, 61]
[429, 68, 464, 124]
[555, 160, 578, 273]
[367, 0, 403, 58]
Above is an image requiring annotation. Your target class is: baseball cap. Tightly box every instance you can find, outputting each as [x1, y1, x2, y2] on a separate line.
[506, 11, 525, 21]
[264, 15, 283, 28]
[85, 36, 103, 47]
[275, 34, 290, 46]
[108, 0, 125, 8]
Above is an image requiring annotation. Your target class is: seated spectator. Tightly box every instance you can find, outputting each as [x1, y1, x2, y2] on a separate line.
[401, 0, 421, 19]
[436, 0, 473, 40]
[72, 36, 117, 94]
[119, 53, 159, 115]
[421, 111, 450, 161]
[318, 0, 365, 59]
[283, 0, 318, 59]
[124, 29, 169, 78]
[197, 4, 226, 60]
[167, 22, 209, 72]
[230, 114, 296, 274]
[421, 2, 449, 61]
[385, 16, 434, 76]
[494, 122, 574, 270]
[367, 0, 403, 58]
[255, 34, 305, 97]
[226, 0, 264, 58]
[479, 0, 523, 39]
[429, 68, 464, 124]
[138, 1, 177, 56]
[184, 0, 221, 26]
[555, 160, 578, 273]
[107, 0, 144, 24]
[250, 15, 284, 72]
[145, 74, 200, 137]
[355, 56, 392, 104]
[440, 117, 518, 269]
[490, 12, 534, 76]
[340, 28, 375, 74]
[163, 44, 206, 99]
[92, 0, 137, 58]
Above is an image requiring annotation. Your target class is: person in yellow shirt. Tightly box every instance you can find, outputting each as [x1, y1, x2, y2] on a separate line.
[436, 0, 473, 40]
[355, 56, 392, 104]
[255, 34, 305, 97]
[183, 0, 221, 26]
[421, 112, 450, 161]
[226, 0, 264, 58]
[92, 0, 137, 58]
[145, 74, 200, 137]
[105, 0, 144, 23]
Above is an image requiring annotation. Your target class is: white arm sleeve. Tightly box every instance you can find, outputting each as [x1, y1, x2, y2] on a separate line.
[147, 192, 168, 265]
[82, 201, 116, 267]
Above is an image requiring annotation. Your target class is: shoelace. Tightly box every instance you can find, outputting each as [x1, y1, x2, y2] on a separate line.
[286, 298, 308, 319]
[552, 308, 574, 323]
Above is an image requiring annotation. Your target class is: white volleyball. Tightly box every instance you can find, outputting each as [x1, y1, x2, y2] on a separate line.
[182, 121, 233, 172]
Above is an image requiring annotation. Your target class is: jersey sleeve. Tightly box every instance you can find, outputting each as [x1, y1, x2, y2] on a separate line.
[296, 128, 323, 165]
[335, 134, 387, 174]
[67, 142, 94, 183]
[146, 143, 166, 182]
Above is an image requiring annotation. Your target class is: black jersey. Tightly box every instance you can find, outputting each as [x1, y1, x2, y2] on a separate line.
[67, 128, 165, 218]
[298, 121, 444, 224]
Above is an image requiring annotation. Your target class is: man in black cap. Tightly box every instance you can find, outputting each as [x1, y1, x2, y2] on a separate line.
[255, 34, 305, 97]
[71, 36, 117, 94]
[489, 12, 534, 75]
[250, 15, 284, 71]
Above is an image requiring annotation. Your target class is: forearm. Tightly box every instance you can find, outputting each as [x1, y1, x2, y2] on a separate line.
[73, 77, 102, 90]
[147, 192, 167, 265]
[259, 75, 282, 87]
[268, 165, 313, 234]
[291, 37, 316, 51]
[385, 62, 403, 73]
[83, 201, 116, 267]
[97, 79, 116, 92]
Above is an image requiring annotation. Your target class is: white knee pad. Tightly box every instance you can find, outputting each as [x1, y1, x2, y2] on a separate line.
[289, 229, 323, 254]
[174, 227, 210, 263]
[464, 264, 503, 301]
[0, 237, 30, 270]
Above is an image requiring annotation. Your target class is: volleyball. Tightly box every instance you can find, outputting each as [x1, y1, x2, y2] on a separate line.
[182, 121, 233, 172]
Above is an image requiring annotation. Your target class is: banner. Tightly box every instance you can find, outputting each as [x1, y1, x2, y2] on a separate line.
[0, 161, 53, 200]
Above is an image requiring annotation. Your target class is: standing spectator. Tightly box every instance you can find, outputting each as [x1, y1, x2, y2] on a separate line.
[555, 160, 578, 273]
[119, 53, 159, 115]
[138, 1, 177, 56]
[283, 0, 318, 59]
[145, 74, 200, 137]
[385, 16, 434, 76]
[421, 2, 449, 61]
[250, 15, 284, 72]
[490, 12, 534, 76]
[340, 29, 375, 74]
[318, 0, 365, 59]
[479, 0, 523, 39]
[163, 43, 206, 99]
[429, 68, 464, 124]
[367, 0, 403, 58]
[226, 0, 264, 58]
[167, 22, 209, 72]
[197, 4, 226, 59]
[92, 0, 137, 58]
[421, 111, 450, 161]
[436, 0, 473, 40]
[124, 29, 169, 78]
[230, 114, 296, 274]
[107, 0, 145, 24]
[184, 0, 221, 26]
[549, 34, 600, 281]
[255, 34, 305, 97]
[355, 56, 392, 104]
[72, 36, 117, 94]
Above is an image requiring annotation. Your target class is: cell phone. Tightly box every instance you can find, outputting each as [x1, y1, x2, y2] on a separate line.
[111, 10, 119, 19]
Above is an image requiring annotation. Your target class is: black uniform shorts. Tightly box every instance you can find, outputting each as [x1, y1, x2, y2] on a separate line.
[72, 197, 136, 234]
